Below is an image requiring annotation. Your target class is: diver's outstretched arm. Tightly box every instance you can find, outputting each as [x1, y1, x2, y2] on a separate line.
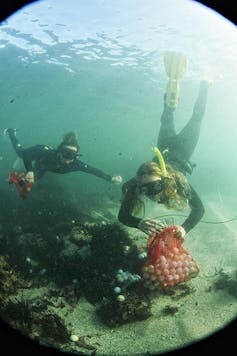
[181, 185, 205, 233]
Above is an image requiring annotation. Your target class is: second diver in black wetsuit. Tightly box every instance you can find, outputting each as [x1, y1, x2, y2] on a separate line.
[6, 130, 122, 189]
[118, 53, 210, 238]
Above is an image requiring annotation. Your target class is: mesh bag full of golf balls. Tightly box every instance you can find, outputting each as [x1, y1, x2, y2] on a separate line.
[142, 226, 199, 290]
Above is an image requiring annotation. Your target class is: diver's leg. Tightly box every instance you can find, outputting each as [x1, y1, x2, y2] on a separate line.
[157, 94, 176, 150]
[174, 80, 209, 161]
[6, 128, 24, 157]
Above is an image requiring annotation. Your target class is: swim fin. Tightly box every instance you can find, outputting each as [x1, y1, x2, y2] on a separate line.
[164, 51, 187, 80]
[163, 51, 187, 109]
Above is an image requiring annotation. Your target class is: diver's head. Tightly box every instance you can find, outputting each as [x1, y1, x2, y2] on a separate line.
[136, 162, 164, 202]
[57, 132, 80, 164]
[136, 161, 188, 208]
[58, 145, 79, 163]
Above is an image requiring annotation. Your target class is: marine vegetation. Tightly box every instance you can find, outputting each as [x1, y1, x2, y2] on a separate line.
[209, 268, 237, 297]
[161, 305, 179, 316]
[1, 292, 71, 346]
[0, 189, 198, 350]
[0, 255, 29, 299]
[96, 294, 152, 327]
[0, 220, 152, 334]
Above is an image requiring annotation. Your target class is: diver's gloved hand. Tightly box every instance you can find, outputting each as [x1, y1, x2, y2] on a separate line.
[25, 171, 34, 184]
[111, 175, 123, 184]
[138, 219, 165, 236]
[174, 225, 186, 239]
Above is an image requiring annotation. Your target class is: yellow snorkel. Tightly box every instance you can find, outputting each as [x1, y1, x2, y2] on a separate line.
[152, 146, 168, 177]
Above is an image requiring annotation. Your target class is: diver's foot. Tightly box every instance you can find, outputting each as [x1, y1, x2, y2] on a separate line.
[163, 94, 175, 112]
[200, 79, 213, 88]
[3, 128, 17, 136]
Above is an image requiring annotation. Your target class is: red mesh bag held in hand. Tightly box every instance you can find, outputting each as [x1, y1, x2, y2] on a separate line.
[142, 226, 199, 290]
[8, 171, 33, 199]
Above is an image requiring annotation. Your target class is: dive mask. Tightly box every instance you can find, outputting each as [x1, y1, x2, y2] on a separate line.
[140, 179, 163, 196]
[60, 146, 79, 160]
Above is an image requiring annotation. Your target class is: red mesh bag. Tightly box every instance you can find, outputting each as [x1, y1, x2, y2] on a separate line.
[8, 171, 33, 199]
[142, 226, 199, 290]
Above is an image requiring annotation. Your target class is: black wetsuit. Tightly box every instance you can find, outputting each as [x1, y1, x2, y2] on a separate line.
[118, 81, 208, 234]
[8, 133, 112, 182]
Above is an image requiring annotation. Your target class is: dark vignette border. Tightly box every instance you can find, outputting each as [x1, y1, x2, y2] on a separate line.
[0, 1, 236, 356]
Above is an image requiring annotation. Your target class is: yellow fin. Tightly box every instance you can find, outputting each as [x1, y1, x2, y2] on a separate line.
[164, 51, 187, 80]
[163, 51, 187, 109]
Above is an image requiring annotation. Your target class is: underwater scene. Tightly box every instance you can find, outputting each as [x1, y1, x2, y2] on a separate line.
[0, 1, 237, 355]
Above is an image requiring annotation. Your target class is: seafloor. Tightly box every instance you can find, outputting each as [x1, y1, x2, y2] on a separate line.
[0, 191, 237, 356]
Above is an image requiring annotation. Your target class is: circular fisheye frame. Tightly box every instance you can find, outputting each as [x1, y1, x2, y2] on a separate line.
[0, 1, 236, 356]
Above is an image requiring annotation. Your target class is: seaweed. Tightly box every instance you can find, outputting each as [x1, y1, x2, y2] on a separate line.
[0, 255, 29, 297]
[161, 305, 179, 316]
[96, 294, 152, 327]
[1, 292, 71, 346]
[210, 268, 237, 297]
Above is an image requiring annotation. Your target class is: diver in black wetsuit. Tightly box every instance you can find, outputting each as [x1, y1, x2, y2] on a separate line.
[6, 130, 122, 185]
[118, 79, 210, 237]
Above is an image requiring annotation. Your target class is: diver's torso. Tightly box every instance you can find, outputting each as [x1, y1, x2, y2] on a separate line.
[34, 149, 72, 175]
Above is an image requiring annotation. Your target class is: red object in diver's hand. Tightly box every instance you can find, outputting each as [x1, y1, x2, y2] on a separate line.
[8, 171, 33, 199]
[142, 226, 199, 289]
